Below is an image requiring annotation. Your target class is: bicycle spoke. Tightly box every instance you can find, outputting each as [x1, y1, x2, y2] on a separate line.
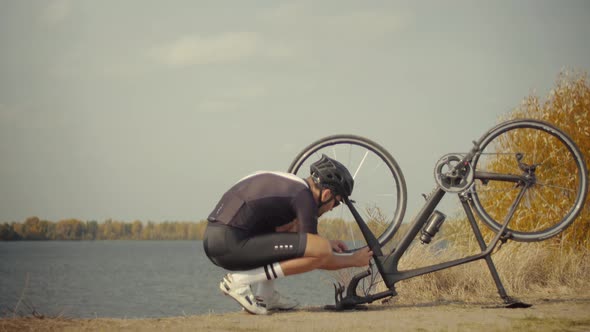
[535, 188, 561, 221]
[331, 146, 338, 161]
[533, 126, 540, 165]
[353, 151, 369, 180]
[536, 181, 577, 193]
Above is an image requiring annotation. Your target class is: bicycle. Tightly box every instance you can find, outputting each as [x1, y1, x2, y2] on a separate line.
[287, 119, 588, 309]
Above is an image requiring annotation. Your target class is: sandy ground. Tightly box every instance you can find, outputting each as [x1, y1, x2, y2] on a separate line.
[1, 296, 590, 332]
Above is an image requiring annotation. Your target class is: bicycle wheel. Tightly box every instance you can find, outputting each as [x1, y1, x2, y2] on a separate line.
[288, 135, 407, 251]
[471, 119, 588, 242]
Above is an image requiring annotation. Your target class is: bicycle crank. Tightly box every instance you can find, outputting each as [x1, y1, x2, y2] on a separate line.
[434, 153, 474, 193]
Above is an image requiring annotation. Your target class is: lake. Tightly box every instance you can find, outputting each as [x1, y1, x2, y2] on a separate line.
[0, 241, 337, 318]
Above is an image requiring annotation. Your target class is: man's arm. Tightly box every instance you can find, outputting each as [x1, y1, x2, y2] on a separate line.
[320, 247, 372, 270]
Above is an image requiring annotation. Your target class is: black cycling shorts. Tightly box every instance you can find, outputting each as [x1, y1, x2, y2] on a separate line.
[203, 222, 307, 271]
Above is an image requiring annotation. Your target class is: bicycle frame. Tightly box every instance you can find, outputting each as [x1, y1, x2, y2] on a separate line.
[330, 144, 532, 310]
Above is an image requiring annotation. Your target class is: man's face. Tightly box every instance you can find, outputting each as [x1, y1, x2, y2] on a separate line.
[318, 189, 342, 216]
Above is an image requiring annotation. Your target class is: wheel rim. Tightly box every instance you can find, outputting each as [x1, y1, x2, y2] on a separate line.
[471, 120, 588, 241]
[288, 135, 406, 251]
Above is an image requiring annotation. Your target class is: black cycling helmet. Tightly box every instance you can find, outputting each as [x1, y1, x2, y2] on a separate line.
[310, 154, 354, 197]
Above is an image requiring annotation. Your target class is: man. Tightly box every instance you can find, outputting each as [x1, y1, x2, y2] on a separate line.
[203, 154, 373, 314]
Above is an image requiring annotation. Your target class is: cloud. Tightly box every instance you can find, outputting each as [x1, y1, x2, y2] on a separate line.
[259, 2, 307, 23]
[231, 85, 268, 99]
[325, 11, 412, 36]
[261, 4, 412, 40]
[197, 100, 239, 114]
[152, 32, 291, 67]
[153, 32, 261, 67]
[197, 84, 268, 114]
[43, 0, 72, 25]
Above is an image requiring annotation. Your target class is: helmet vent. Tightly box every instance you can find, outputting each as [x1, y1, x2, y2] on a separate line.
[309, 154, 354, 196]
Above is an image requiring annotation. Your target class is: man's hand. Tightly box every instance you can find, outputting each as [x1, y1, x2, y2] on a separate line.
[351, 247, 373, 267]
[330, 240, 349, 253]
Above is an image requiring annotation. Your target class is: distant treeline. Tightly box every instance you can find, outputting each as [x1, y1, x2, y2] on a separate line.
[0, 217, 208, 241]
[1, 216, 365, 242]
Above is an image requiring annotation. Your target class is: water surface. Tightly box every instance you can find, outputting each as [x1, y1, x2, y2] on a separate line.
[0, 241, 336, 318]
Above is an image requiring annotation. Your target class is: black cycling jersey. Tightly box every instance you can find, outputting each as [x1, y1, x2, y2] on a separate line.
[207, 171, 319, 234]
[204, 172, 317, 270]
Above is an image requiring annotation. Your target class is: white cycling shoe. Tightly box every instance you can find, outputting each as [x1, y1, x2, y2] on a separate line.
[219, 274, 268, 315]
[258, 290, 299, 311]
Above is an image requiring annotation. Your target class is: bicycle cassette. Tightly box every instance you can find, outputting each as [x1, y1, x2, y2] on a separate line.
[434, 153, 474, 193]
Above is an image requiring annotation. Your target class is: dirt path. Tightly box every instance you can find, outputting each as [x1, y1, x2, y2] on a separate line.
[2, 297, 589, 332]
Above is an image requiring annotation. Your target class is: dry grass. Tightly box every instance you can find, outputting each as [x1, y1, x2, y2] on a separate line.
[392, 232, 590, 304]
[328, 216, 590, 306]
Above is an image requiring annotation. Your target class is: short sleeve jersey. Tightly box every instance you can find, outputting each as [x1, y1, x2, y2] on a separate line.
[207, 171, 319, 234]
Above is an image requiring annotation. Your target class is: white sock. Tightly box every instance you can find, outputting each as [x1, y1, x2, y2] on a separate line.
[231, 262, 285, 286]
[253, 280, 275, 299]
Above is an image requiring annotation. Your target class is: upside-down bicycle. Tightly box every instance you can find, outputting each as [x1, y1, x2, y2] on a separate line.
[287, 119, 588, 310]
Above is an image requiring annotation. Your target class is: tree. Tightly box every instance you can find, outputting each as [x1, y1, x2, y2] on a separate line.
[131, 220, 143, 240]
[1, 218, 210, 241]
[23, 216, 46, 240]
[0, 223, 22, 241]
[55, 219, 84, 240]
[500, 70, 590, 249]
[86, 221, 98, 240]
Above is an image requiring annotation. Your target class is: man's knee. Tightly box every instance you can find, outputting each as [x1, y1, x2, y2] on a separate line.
[304, 234, 333, 259]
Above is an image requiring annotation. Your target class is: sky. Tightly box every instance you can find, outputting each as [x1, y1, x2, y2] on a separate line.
[1, 0, 589, 223]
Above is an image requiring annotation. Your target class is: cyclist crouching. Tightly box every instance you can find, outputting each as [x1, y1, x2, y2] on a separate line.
[203, 155, 373, 314]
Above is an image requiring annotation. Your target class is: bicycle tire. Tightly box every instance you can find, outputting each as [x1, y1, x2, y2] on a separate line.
[470, 119, 588, 242]
[288, 135, 407, 251]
